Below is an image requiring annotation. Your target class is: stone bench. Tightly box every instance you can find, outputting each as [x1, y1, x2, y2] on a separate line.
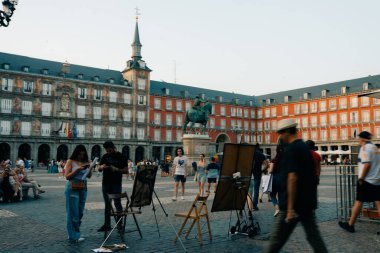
[22, 185, 34, 199]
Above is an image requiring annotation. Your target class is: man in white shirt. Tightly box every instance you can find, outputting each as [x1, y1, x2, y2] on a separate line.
[16, 157, 24, 168]
[172, 147, 188, 201]
[339, 131, 380, 235]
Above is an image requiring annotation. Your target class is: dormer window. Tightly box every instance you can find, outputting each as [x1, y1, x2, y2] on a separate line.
[77, 74, 84, 80]
[22, 66, 29, 72]
[233, 98, 240, 105]
[248, 100, 253, 106]
[363, 82, 369, 91]
[42, 69, 49, 75]
[139, 60, 146, 68]
[284, 96, 291, 103]
[181, 91, 189, 98]
[199, 93, 206, 99]
[162, 88, 170, 95]
[123, 80, 130, 86]
[303, 93, 310, 100]
[93, 76, 100, 82]
[2, 63, 10, 70]
[216, 96, 223, 103]
[341, 86, 347, 94]
[108, 78, 114, 84]
[321, 90, 328, 97]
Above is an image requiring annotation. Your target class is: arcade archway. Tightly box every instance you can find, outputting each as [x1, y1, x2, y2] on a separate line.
[0, 143, 11, 161]
[38, 144, 50, 165]
[57, 144, 69, 161]
[18, 143, 31, 160]
[135, 146, 144, 163]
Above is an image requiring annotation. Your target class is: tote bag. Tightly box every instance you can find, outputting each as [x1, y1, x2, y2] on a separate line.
[263, 174, 273, 194]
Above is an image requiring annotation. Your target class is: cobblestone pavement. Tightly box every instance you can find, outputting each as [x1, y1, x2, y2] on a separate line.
[1, 167, 379, 253]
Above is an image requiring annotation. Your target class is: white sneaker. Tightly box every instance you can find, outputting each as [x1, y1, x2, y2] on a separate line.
[77, 238, 85, 243]
[274, 210, 280, 217]
[181, 196, 185, 200]
[172, 197, 177, 201]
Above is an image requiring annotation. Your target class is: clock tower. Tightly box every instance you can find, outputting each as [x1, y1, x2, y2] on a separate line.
[122, 16, 152, 162]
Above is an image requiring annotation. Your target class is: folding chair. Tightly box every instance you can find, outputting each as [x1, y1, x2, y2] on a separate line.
[105, 192, 143, 242]
[174, 194, 212, 245]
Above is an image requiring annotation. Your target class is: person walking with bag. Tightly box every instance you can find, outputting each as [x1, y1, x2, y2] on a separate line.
[197, 154, 207, 196]
[64, 145, 92, 243]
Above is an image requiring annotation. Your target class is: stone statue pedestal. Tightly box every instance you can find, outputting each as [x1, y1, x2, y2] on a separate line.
[182, 134, 212, 175]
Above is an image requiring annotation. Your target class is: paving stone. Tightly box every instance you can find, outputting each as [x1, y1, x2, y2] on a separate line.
[0, 168, 379, 252]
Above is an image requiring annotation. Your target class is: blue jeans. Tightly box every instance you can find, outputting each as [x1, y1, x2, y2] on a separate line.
[102, 183, 122, 228]
[252, 178, 261, 209]
[65, 181, 87, 241]
[270, 174, 280, 206]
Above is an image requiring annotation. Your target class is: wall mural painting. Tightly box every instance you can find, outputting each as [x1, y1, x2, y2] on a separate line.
[60, 93, 70, 112]
[14, 97, 21, 113]
[13, 120, 20, 133]
[33, 98, 42, 114]
[32, 120, 41, 134]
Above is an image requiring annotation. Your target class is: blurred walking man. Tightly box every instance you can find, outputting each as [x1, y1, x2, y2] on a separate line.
[339, 131, 380, 235]
[265, 119, 327, 253]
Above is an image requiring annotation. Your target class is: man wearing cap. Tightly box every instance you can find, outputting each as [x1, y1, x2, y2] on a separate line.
[339, 131, 380, 235]
[265, 118, 327, 253]
[97, 141, 129, 232]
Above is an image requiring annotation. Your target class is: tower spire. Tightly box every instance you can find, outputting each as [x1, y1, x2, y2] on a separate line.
[131, 7, 142, 60]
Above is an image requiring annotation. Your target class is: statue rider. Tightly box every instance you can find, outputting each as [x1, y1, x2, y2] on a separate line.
[192, 95, 209, 121]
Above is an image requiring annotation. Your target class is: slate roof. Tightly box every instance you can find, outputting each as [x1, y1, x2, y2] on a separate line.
[150, 80, 255, 105]
[0, 52, 255, 105]
[1, 51, 380, 107]
[0, 52, 124, 84]
[255, 74, 380, 105]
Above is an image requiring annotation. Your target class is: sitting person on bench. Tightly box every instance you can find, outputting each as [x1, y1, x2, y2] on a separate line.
[0, 167, 16, 203]
[16, 166, 45, 199]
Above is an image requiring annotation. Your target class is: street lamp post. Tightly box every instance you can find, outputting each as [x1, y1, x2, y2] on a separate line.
[0, 0, 18, 27]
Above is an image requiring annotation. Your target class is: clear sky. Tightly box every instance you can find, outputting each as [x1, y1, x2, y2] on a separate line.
[1, 0, 380, 96]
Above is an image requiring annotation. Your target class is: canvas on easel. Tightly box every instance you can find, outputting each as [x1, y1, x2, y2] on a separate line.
[130, 165, 158, 208]
[211, 143, 256, 212]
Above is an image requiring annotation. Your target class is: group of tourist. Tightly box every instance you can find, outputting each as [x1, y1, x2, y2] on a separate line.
[0, 159, 45, 202]
[262, 119, 380, 252]
[169, 148, 221, 201]
[63, 141, 141, 243]
[15, 157, 35, 172]
[3, 120, 378, 249]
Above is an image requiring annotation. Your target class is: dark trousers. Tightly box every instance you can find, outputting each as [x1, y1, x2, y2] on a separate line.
[265, 211, 328, 253]
[102, 183, 122, 228]
[252, 178, 261, 208]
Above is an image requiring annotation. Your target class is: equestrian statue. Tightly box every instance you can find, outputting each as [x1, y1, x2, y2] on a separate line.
[183, 96, 212, 134]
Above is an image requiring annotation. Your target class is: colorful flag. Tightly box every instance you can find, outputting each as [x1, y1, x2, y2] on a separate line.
[68, 122, 73, 138]
[65, 122, 69, 137]
[72, 122, 77, 138]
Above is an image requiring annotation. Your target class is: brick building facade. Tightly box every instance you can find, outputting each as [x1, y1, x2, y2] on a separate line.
[1, 20, 380, 165]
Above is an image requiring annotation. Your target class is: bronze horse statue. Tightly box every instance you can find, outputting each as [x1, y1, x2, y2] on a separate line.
[183, 102, 212, 134]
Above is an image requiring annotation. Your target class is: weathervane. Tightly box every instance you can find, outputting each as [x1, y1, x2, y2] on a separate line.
[135, 6, 140, 20]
